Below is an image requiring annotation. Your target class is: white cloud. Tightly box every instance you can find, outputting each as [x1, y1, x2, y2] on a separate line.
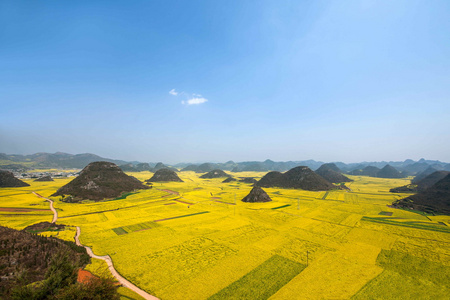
[169, 89, 178, 96]
[183, 97, 208, 105]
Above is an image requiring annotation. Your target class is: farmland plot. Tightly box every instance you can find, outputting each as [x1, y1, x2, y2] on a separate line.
[0, 173, 449, 299]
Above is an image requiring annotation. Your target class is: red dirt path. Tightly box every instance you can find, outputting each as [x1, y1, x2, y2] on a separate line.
[0, 207, 49, 212]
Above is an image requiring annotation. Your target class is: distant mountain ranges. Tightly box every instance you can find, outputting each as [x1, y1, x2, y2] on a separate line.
[2, 153, 448, 215]
[1, 152, 449, 177]
[0, 152, 128, 170]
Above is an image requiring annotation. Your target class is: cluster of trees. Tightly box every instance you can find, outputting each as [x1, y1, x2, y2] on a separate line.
[10, 250, 119, 300]
[0, 226, 119, 299]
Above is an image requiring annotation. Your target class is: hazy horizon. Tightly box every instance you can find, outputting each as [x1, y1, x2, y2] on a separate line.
[1, 1, 449, 163]
[1, 150, 448, 166]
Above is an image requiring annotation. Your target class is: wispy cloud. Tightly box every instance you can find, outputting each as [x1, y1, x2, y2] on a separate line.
[171, 88, 208, 105]
[182, 97, 208, 105]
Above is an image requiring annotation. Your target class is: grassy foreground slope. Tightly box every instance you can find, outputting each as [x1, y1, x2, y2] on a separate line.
[1, 172, 449, 299]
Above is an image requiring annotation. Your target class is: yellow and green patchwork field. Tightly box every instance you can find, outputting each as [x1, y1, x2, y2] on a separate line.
[1, 172, 449, 299]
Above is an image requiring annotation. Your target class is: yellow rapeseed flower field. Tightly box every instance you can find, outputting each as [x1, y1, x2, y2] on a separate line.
[1, 172, 449, 299]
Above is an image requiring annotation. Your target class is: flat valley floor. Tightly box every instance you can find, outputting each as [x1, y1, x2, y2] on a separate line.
[1, 172, 449, 299]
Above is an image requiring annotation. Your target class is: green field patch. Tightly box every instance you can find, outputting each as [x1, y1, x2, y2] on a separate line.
[208, 255, 306, 300]
[352, 269, 449, 300]
[361, 217, 450, 233]
[113, 192, 137, 200]
[322, 191, 329, 200]
[122, 221, 161, 233]
[154, 211, 209, 222]
[59, 208, 120, 219]
[112, 227, 128, 235]
[378, 211, 393, 216]
[376, 249, 450, 286]
[98, 213, 108, 222]
[390, 206, 434, 218]
[215, 200, 235, 205]
[271, 204, 291, 210]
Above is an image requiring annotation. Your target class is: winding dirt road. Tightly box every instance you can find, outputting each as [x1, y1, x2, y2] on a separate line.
[33, 192, 58, 223]
[75, 227, 159, 300]
[32, 192, 159, 300]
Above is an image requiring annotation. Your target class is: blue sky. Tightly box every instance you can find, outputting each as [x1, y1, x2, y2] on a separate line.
[1, 0, 449, 163]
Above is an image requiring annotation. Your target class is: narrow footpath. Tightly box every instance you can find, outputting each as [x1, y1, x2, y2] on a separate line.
[156, 188, 197, 205]
[33, 192, 58, 223]
[74, 227, 159, 300]
[33, 192, 159, 300]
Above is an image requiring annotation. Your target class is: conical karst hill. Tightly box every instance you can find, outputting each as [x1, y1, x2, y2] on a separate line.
[415, 171, 450, 191]
[392, 174, 450, 215]
[318, 163, 342, 173]
[412, 166, 438, 184]
[242, 186, 272, 203]
[239, 177, 258, 184]
[222, 177, 236, 183]
[200, 169, 231, 178]
[377, 165, 404, 178]
[147, 168, 183, 182]
[34, 175, 54, 182]
[390, 170, 450, 193]
[0, 170, 30, 187]
[153, 162, 178, 172]
[256, 166, 335, 191]
[315, 164, 352, 183]
[349, 166, 380, 176]
[52, 161, 149, 200]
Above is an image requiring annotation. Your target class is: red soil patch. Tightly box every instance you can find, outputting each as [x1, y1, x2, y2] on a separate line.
[210, 197, 221, 200]
[0, 207, 49, 212]
[164, 203, 176, 205]
[161, 189, 179, 195]
[77, 269, 98, 284]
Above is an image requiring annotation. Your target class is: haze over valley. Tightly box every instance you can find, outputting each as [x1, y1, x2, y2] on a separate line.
[1, 1, 449, 299]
